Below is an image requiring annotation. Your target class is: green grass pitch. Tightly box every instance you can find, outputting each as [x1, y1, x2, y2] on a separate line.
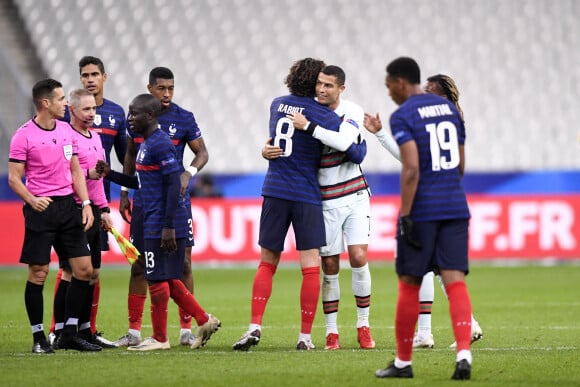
[0, 263, 578, 386]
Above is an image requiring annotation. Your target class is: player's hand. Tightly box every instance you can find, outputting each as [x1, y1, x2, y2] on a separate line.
[262, 137, 283, 160]
[287, 111, 308, 130]
[29, 196, 53, 212]
[87, 167, 101, 180]
[96, 160, 110, 176]
[160, 227, 177, 252]
[119, 191, 132, 224]
[363, 112, 382, 134]
[399, 215, 422, 249]
[82, 205, 94, 232]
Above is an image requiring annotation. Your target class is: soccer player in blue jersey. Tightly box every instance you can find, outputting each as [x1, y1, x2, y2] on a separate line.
[75, 56, 128, 203]
[367, 57, 474, 380]
[115, 67, 209, 347]
[233, 58, 358, 351]
[411, 74, 483, 350]
[100, 94, 219, 351]
[264, 65, 400, 350]
[49, 56, 127, 347]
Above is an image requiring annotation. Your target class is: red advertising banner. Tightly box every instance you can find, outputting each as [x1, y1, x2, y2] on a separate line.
[1, 195, 579, 265]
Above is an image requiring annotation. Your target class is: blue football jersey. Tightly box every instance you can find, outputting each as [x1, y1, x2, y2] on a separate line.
[129, 102, 202, 212]
[135, 129, 186, 239]
[130, 102, 201, 167]
[390, 93, 470, 221]
[261, 94, 342, 205]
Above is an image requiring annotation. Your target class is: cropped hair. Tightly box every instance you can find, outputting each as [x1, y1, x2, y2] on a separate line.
[427, 74, 464, 120]
[79, 56, 105, 74]
[68, 88, 94, 108]
[285, 58, 325, 97]
[149, 67, 174, 85]
[386, 57, 420, 84]
[321, 65, 346, 86]
[32, 78, 62, 108]
[132, 93, 162, 117]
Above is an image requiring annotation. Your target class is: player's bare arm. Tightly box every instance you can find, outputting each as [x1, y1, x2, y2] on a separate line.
[458, 145, 465, 177]
[181, 137, 209, 195]
[399, 140, 420, 217]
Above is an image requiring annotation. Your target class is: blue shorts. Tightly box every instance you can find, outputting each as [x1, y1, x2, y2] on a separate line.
[395, 218, 469, 277]
[184, 203, 194, 247]
[143, 238, 186, 281]
[258, 196, 325, 251]
[20, 195, 90, 265]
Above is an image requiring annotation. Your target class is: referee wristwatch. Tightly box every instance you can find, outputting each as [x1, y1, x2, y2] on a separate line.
[81, 199, 92, 208]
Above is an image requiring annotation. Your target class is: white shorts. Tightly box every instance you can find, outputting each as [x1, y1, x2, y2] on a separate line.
[320, 192, 371, 257]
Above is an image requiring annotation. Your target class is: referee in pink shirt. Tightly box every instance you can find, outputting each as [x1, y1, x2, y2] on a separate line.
[8, 79, 100, 353]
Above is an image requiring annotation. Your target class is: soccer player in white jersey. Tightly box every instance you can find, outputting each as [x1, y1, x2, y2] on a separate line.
[266, 65, 400, 349]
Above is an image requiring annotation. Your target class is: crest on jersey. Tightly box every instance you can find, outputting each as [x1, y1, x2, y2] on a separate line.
[94, 114, 102, 126]
[137, 149, 146, 163]
[108, 115, 116, 127]
[63, 144, 73, 160]
[168, 124, 177, 136]
[344, 118, 359, 129]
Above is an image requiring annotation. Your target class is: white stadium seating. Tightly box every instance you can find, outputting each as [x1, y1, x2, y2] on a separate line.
[12, 0, 580, 173]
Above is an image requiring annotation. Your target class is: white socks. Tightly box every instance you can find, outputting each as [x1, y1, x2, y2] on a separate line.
[352, 264, 371, 328]
[322, 273, 340, 335]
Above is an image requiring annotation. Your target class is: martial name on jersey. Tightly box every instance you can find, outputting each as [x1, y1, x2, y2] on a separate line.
[417, 104, 454, 119]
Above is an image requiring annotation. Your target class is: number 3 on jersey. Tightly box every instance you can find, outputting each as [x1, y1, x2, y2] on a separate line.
[273, 117, 295, 157]
[425, 121, 460, 171]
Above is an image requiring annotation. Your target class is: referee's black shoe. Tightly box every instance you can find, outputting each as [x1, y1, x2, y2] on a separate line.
[32, 339, 54, 354]
[56, 334, 102, 352]
[79, 330, 117, 349]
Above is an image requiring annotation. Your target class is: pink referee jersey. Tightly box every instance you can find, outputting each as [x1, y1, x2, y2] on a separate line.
[9, 119, 78, 197]
[71, 128, 108, 208]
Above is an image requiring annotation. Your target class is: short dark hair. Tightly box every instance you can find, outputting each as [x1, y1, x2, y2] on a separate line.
[285, 58, 325, 97]
[32, 78, 62, 108]
[131, 93, 162, 117]
[321, 65, 346, 86]
[149, 67, 174, 85]
[79, 56, 105, 74]
[386, 57, 420, 84]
